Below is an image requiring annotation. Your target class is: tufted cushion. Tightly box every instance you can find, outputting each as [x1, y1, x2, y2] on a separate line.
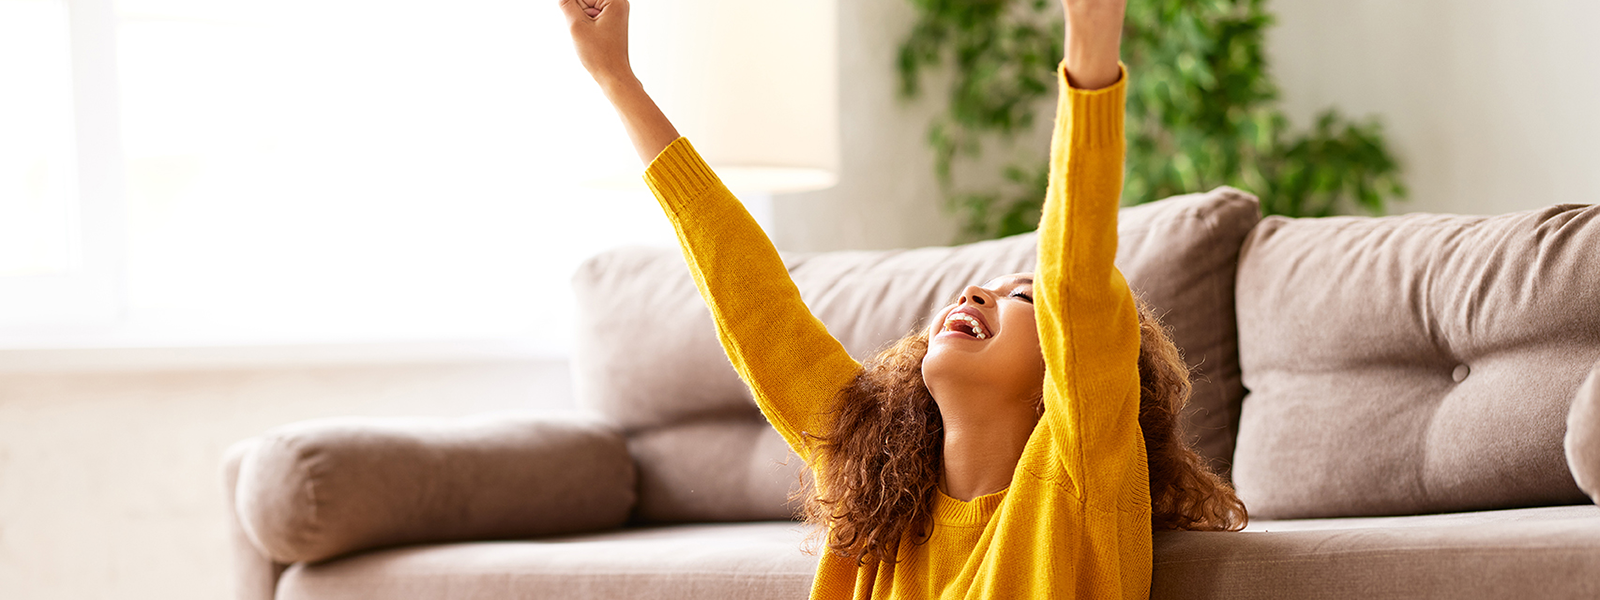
[1233, 204, 1600, 519]
[572, 188, 1260, 521]
[1568, 359, 1600, 504]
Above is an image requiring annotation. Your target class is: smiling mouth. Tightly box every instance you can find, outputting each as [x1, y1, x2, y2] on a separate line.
[941, 312, 988, 340]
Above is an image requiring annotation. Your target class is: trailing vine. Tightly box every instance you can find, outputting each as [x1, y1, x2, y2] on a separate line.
[898, 0, 1407, 240]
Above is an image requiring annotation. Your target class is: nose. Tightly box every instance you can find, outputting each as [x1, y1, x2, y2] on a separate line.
[958, 285, 994, 306]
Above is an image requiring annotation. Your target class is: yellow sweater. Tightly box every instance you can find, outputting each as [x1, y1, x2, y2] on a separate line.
[643, 64, 1149, 600]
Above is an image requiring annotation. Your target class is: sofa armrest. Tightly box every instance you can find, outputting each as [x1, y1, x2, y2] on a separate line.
[1569, 358, 1600, 504]
[224, 439, 288, 600]
[234, 412, 635, 564]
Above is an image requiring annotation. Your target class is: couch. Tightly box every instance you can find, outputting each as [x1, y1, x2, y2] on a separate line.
[225, 189, 1600, 599]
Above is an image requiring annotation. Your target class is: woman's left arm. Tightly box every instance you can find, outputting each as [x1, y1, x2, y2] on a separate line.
[1033, 0, 1144, 504]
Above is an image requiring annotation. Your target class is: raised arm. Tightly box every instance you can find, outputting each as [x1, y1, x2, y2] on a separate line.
[1061, 0, 1125, 91]
[559, 0, 678, 164]
[1034, 0, 1144, 502]
[560, 0, 860, 459]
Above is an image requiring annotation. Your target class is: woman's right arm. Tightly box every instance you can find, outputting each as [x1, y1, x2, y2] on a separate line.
[560, 0, 861, 459]
[559, 0, 678, 164]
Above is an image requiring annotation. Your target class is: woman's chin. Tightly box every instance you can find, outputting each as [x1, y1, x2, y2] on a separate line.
[922, 345, 985, 388]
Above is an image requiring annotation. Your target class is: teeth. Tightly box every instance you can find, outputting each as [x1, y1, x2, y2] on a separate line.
[944, 313, 987, 339]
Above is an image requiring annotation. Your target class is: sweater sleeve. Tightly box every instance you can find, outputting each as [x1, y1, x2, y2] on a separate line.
[1033, 63, 1146, 504]
[643, 138, 862, 462]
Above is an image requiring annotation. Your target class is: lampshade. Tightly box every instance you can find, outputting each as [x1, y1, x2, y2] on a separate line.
[624, 0, 838, 194]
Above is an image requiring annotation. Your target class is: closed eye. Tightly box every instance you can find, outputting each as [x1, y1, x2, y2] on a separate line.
[1009, 291, 1033, 303]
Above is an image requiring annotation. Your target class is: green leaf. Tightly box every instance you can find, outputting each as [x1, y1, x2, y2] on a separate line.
[898, 0, 1408, 240]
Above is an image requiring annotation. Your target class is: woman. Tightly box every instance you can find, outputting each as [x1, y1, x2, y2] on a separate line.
[560, 0, 1245, 597]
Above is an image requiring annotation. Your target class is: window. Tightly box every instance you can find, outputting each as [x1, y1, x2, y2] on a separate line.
[0, 0, 124, 333]
[1, 0, 674, 354]
[0, 0, 79, 278]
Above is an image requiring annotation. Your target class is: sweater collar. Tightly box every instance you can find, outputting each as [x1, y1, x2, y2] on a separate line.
[932, 487, 1008, 526]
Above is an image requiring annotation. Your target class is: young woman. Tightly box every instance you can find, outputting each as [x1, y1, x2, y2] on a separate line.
[561, 0, 1245, 597]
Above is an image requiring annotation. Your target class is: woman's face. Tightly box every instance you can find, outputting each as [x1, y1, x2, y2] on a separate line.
[921, 273, 1046, 409]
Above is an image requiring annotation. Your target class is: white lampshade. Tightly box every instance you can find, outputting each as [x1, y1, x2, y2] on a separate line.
[624, 0, 839, 194]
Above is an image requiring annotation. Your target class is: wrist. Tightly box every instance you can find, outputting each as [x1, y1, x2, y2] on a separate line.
[1061, 0, 1125, 89]
[1063, 27, 1122, 90]
[594, 70, 642, 96]
[1064, 51, 1120, 90]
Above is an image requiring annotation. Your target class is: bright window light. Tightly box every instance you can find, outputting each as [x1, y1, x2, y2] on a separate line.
[103, 0, 671, 351]
[0, 0, 80, 278]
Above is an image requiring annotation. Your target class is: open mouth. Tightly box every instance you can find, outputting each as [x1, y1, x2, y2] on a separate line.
[941, 311, 989, 340]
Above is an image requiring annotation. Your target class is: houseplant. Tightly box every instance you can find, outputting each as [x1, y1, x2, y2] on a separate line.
[898, 0, 1407, 239]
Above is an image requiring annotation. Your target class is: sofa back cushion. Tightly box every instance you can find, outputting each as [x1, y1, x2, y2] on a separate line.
[572, 188, 1260, 521]
[1233, 204, 1600, 519]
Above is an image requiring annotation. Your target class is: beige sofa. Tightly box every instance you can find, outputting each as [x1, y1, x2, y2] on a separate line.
[225, 189, 1600, 599]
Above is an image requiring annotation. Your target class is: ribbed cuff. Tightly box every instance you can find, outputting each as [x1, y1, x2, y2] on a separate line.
[643, 137, 722, 203]
[932, 488, 1009, 527]
[1058, 62, 1127, 149]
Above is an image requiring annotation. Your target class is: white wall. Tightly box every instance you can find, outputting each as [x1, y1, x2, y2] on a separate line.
[770, 0, 963, 252]
[778, 0, 1600, 256]
[1266, 0, 1600, 216]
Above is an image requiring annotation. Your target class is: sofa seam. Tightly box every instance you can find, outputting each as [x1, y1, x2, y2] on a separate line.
[1154, 544, 1598, 566]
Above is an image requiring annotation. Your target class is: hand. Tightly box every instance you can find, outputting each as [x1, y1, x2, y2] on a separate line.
[559, 0, 633, 85]
[556, 0, 679, 164]
[1060, 0, 1127, 90]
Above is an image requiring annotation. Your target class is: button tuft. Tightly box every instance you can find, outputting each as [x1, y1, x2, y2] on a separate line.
[1452, 364, 1471, 383]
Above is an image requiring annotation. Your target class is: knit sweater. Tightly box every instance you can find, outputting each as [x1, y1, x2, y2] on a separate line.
[642, 63, 1149, 600]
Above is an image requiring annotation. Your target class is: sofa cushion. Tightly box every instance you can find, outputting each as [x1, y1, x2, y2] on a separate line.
[275, 507, 1600, 600]
[1233, 204, 1600, 519]
[275, 522, 818, 600]
[572, 188, 1261, 521]
[1116, 188, 1261, 477]
[629, 418, 809, 523]
[1155, 505, 1600, 600]
[1569, 359, 1600, 503]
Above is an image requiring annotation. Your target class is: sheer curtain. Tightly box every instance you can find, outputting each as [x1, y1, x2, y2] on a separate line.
[1, 0, 674, 355]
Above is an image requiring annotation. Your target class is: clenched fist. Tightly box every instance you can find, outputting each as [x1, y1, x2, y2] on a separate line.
[559, 0, 633, 85]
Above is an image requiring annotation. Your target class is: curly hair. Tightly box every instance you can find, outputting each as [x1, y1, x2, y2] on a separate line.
[799, 297, 1247, 564]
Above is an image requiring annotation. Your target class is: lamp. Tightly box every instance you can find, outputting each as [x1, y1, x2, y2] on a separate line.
[598, 0, 839, 229]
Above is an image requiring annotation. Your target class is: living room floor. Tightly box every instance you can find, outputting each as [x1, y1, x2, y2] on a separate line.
[0, 359, 577, 600]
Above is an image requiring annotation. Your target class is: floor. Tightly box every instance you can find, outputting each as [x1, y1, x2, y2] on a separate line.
[0, 359, 575, 600]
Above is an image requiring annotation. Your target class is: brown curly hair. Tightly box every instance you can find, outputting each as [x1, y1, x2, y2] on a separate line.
[799, 296, 1247, 564]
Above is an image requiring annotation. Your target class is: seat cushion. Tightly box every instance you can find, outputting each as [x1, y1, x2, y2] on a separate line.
[572, 188, 1261, 521]
[1233, 204, 1600, 518]
[1154, 505, 1600, 600]
[276, 522, 817, 600]
[279, 508, 1600, 600]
